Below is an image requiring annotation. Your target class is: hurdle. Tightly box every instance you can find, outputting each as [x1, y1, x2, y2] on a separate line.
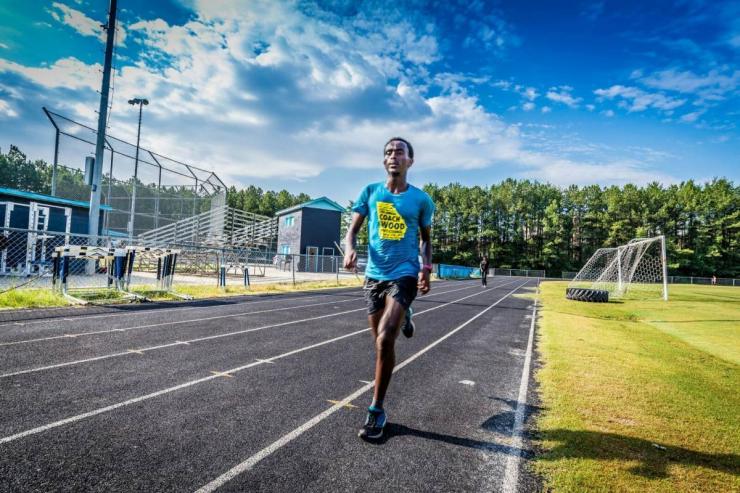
[52, 245, 188, 304]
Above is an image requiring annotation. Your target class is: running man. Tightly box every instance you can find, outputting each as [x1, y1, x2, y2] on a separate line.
[344, 137, 435, 441]
[480, 255, 489, 288]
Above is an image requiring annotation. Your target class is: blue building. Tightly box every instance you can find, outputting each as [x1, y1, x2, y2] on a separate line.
[275, 196, 346, 272]
[0, 187, 110, 275]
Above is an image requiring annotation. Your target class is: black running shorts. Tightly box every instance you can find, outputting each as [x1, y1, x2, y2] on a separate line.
[363, 276, 418, 315]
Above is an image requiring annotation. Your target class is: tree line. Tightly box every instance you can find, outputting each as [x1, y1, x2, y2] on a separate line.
[2, 146, 737, 277]
[421, 179, 738, 278]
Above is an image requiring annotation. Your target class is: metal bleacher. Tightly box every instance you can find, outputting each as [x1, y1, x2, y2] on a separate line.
[137, 205, 277, 249]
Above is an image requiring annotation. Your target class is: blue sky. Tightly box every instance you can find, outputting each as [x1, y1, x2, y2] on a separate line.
[0, 0, 737, 205]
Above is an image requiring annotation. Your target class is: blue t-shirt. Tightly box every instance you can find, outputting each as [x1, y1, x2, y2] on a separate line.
[352, 182, 435, 280]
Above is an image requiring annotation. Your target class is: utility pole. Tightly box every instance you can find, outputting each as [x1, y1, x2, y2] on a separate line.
[88, 0, 117, 245]
[127, 97, 148, 239]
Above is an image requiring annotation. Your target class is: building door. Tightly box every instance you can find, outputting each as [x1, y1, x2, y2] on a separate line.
[322, 247, 334, 272]
[306, 246, 319, 272]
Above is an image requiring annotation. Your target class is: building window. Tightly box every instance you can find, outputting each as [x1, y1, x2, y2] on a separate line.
[284, 215, 295, 226]
[281, 244, 291, 254]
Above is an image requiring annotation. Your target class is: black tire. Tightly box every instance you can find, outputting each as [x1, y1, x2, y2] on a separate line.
[566, 287, 609, 303]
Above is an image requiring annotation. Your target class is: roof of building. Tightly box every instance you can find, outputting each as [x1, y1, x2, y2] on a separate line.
[0, 187, 112, 211]
[275, 196, 346, 216]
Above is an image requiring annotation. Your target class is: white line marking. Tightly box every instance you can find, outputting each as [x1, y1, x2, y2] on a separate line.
[459, 380, 476, 386]
[502, 283, 538, 493]
[0, 280, 515, 444]
[0, 296, 364, 347]
[0, 283, 488, 379]
[0, 280, 461, 330]
[0, 280, 476, 347]
[0, 290, 359, 329]
[193, 281, 530, 492]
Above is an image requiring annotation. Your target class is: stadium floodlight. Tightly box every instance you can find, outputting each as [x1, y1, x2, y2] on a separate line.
[566, 235, 668, 302]
[127, 98, 149, 239]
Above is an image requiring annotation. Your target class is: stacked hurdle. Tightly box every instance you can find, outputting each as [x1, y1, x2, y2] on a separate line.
[52, 245, 186, 304]
[123, 246, 190, 299]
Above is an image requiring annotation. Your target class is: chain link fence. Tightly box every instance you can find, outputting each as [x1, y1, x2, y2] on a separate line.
[0, 227, 368, 299]
[43, 108, 226, 238]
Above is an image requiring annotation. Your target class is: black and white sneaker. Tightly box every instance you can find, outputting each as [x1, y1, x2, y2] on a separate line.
[402, 307, 415, 338]
[358, 407, 387, 441]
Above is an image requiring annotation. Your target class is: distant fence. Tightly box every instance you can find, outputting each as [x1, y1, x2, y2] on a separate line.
[492, 268, 545, 278]
[560, 271, 737, 286]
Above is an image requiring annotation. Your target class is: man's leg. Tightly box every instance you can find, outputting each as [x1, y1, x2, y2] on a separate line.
[359, 296, 405, 440]
[372, 296, 405, 405]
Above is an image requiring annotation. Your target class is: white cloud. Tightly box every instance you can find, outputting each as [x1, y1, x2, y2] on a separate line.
[522, 159, 676, 187]
[640, 68, 739, 97]
[0, 57, 101, 92]
[48, 2, 127, 45]
[522, 87, 537, 100]
[0, 99, 18, 118]
[546, 87, 581, 108]
[680, 110, 704, 123]
[1, 0, 682, 191]
[585, 104, 595, 111]
[601, 109, 615, 117]
[594, 85, 686, 112]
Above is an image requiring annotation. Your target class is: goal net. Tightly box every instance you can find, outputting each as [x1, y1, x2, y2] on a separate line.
[568, 236, 668, 301]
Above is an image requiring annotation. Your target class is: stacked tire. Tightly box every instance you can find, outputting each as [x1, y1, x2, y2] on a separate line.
[565, 288, 609, 302]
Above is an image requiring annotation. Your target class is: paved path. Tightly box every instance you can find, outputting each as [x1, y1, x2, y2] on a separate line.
[0, 278, 541, 492]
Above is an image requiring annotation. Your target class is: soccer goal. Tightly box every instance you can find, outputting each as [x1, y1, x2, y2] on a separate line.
[566, 236, 668, 302]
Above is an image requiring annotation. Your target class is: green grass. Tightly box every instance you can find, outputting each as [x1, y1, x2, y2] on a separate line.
[533, 282, 740, 492]
[0, 278, 366, 309]
[0, 288, 68, 309]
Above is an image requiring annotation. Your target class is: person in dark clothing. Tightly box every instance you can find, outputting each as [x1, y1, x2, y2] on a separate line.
[480, 256, 489, 287]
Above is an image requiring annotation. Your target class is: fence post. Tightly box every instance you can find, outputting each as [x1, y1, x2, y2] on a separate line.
[292, 255, 296, 286]
[244, 266, 250, 287]
[335, 256, 339, 285]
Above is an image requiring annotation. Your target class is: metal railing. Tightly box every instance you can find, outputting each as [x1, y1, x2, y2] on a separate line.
[138, 205, 276, 249]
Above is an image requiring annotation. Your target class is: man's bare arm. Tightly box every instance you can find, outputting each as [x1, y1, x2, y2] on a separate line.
[343, 212, 366, 270]
[418, 225, 432, 294]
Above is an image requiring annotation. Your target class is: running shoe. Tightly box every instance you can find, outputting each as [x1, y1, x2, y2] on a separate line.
[358, 407, 386, 440]
[402, 307, 415, 338]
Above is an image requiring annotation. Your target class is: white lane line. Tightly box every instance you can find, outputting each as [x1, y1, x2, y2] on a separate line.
[0, 289, 368, 329]
[0, 295, 364, 347]
[0, 280, 475, 347]
[0, 280, 465, 329]
[193, 280, 530, 493]
[0, 282, 491, 379]
[0, 280, 515, 445]
[501, 283, 538, 493]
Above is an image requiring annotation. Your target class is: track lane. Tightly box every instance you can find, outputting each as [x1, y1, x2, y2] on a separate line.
[0, 281, 497, 440]
[0, 279, 529, 491]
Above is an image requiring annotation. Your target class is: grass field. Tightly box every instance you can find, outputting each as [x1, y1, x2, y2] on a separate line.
[0, 278, 364, 310]
[533, 282, 740, 492]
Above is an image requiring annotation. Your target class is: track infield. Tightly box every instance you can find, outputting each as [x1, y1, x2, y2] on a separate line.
[533, 282, 740, 492]
[0, 278, 542, 492]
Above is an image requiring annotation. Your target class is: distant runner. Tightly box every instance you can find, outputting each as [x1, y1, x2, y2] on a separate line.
[344, 137, 435, 441]
[480, 255, 489, 288]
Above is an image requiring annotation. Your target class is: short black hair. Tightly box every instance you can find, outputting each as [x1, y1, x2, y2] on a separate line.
[384, 137, 414, 159]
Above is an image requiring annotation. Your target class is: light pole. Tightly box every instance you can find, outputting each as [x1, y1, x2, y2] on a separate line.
[127, 97, 148, 239]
